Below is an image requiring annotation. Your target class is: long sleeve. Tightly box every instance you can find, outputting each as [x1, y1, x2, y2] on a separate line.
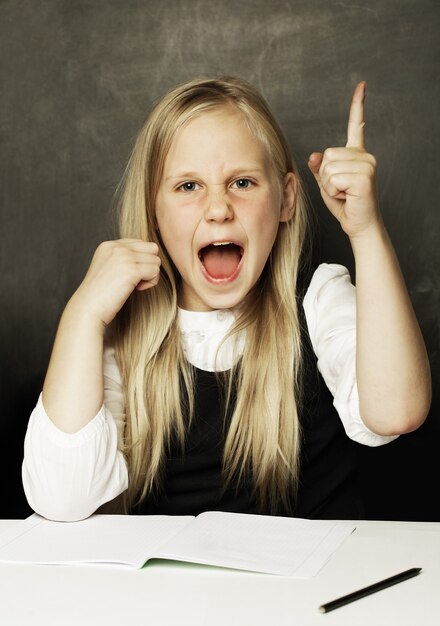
[303, 263, 398, 447]
[22, 346, 128, 521]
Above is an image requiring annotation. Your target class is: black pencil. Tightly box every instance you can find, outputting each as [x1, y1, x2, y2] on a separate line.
[319, 567, 422, 613]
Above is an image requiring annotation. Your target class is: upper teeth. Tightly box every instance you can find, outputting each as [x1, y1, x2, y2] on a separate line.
[213, 241, 232, 246]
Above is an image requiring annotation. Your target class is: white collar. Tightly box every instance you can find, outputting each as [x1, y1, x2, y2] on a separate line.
[178, 307, 236, 332]
[177, 308, 242, 371]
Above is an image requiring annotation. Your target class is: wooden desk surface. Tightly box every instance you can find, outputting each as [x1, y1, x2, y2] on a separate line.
[0, 519, 439, 626]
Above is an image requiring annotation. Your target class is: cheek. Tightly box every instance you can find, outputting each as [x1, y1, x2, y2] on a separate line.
[156, 192, 199, 235]
[156, 199, 180, 241]
[156, 209, 195, 273]
[155, 207, 176, 256]
[245, 193, 281, 239]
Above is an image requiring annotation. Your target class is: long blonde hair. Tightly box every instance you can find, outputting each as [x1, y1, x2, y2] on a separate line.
[113, 76, 309, 514]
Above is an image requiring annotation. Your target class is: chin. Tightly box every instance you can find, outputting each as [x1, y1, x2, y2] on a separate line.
[197, 288, 250, 311]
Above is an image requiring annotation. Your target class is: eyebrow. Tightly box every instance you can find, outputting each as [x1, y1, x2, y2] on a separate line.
[165, 167, 267, 181]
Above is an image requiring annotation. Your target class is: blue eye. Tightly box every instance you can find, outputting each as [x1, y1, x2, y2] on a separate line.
[178, 181, 199, 192]
[233, 178, 252, 189]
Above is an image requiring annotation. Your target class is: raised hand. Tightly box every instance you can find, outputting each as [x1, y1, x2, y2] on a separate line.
[307, 82, 431, 436]
[308, 82, 381, 239]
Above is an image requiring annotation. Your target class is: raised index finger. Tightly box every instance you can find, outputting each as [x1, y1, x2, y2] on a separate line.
[346, 81, 366, 149]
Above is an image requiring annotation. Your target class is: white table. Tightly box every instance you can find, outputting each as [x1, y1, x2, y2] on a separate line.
[0, 519, 439, 625]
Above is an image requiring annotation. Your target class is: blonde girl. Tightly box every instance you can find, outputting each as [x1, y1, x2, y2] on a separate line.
[23, 77, 431, 521]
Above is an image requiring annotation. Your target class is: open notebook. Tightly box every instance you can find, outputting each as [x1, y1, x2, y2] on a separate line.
[0, 511, 355, 578]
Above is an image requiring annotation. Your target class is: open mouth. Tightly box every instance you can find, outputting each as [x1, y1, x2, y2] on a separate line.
[198, 241, 244, 280]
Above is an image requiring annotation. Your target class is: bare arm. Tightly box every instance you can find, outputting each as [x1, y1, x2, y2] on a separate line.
[42, 239, 161, 433]
[308, 82, 431, 435]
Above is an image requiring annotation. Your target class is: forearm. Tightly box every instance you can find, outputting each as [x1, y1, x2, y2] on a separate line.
[42, 292, 105, 433]
[351, 223, 431, 434]
[42, 239, 160, 433]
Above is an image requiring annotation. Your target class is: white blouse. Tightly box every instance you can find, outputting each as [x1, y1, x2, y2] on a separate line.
[22, 264, 398, 521]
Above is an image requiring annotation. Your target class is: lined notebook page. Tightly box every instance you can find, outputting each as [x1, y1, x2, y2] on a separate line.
[0, 512, 355, 576]
[157, 511, 355, 577]
[0, 514, 194, 568]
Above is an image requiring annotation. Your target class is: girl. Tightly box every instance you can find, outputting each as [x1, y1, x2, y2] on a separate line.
[22, 77, 431, 522]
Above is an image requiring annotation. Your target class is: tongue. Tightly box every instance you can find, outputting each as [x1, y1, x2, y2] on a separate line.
[202, 244, 241, 279]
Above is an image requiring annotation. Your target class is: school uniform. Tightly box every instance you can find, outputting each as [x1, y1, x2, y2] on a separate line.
[22, 264, 397, 522]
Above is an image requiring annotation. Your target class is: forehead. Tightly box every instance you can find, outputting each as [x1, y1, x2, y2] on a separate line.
[165, 104, 269, 167]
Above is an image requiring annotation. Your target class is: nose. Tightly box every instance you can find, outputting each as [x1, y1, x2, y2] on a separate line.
[204, 188, 234, 222]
